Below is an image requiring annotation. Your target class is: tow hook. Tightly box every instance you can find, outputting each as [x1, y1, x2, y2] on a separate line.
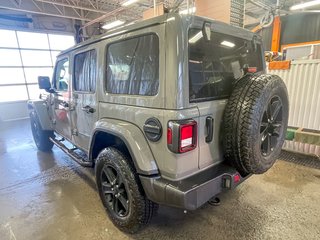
[208, 197, 221, 206]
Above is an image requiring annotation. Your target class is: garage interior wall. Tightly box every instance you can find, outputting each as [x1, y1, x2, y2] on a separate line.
[195, 0, 231, 23]
[0, 28, 74, 122]
[260, 13, 320, 50]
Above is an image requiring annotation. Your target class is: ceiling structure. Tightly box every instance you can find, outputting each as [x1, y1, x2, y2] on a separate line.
[245, 0, 320, 27]
[0, 1, 188, 24]
[0, 0, 156, 22]
[0, 0, 319, 31]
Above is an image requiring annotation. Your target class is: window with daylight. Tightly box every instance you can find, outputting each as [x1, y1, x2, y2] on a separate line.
[54, 58, 70, 92]
[0, 29, 74, 102]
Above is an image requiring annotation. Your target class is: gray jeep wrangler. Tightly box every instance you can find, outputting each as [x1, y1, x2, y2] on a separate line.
[28, 13, 289, 233]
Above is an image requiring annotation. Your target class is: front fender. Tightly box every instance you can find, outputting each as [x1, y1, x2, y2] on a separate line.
[90, 119, 159, 175]
[27, 100, 53, 131]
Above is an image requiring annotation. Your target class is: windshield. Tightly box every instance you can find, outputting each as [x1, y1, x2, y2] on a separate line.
[188, 28, 263, 102]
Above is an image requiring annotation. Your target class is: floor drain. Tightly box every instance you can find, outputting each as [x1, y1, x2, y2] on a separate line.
[279, 150, 320, 170]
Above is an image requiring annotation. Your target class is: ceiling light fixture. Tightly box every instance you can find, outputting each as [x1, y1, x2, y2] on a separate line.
[102, 20, 125, 30]
[221, 40, 235, 48]
[122, 0, 139, 7]
[189, 31, 203, 44]
[290, 0, 320, 10]
[179, 7, 196, 15]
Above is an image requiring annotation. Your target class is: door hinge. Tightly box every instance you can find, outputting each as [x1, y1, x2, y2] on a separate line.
[69, 102, 76, 111]
[72, 128, 78, 136]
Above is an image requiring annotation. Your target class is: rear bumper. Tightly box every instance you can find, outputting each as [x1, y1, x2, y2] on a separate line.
[140, 164, 250, 210]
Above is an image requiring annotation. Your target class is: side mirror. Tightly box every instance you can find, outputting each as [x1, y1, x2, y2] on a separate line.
[38, 76, 56, 93]
[38, 76, 51, 90]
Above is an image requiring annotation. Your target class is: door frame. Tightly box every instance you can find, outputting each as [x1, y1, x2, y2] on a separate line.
[51, 56, 72, 141]
[69, 46, 98, 152]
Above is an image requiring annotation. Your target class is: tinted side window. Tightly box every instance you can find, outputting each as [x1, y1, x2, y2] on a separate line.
[54, 58, 69, 91]
[74, 49, 97, 92]
[106, 34, 159, 96]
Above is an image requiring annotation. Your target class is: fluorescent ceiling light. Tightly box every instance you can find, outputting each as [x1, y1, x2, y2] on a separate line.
[166, 17, 175, 22]
[221, 40, 235, 48]
[290, 0, 320, 10]
[179, 7, 196, 15]
[102, 20, 125, 30]
[189, 31, 203, 44]
[189, 60, 202, 64]
[122, 0, 139, 7]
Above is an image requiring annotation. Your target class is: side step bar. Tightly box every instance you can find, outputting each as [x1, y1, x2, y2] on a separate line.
[49, 137, 93, 167]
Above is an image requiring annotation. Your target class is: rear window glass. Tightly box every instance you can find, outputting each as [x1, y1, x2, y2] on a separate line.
[106, 34, 159, 96]
[189, 28, 263, 102]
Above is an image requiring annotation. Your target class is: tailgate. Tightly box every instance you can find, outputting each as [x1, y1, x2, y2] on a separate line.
[197, 100, 227, 169]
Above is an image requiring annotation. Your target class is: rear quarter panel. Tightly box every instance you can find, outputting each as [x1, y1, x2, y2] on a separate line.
[98, 103, 200, 180]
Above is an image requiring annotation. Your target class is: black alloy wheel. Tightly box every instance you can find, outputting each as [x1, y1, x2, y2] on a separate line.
[31, 115, 41, 146]
[260, 96, 283, 156]
[100, 164, 129, 217]
[30, 111, 54, 152]
[95, 147, 158, 233]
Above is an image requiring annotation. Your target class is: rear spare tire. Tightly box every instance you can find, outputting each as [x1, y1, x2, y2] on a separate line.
[223, 74, 289, 175]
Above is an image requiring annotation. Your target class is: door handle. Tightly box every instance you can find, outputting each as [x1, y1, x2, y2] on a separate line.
[59, 101, 69, 108]
[82, 105, 95, 114]
[205, 117, 214, 143]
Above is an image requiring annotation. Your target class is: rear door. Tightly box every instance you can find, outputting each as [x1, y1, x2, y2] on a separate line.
[70, 48, 98, 151]
[188, 28, 264, 169]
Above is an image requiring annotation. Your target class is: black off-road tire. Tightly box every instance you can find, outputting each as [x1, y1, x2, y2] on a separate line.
[30, 111, 54, 152]
[95, 147, 158, 233]
[223, 74, 289, 175]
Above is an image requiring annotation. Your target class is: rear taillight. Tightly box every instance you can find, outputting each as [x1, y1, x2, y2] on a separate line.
[167, 120, 197, 153]
[167, 128, 172, 145]
[179, 122, 197, 152]
[233, 174, 241, 183]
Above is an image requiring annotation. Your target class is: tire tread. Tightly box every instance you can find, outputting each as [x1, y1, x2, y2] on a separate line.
[96, 147, 158, 233]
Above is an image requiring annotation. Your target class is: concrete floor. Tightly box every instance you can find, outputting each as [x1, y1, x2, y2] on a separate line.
[0, 119, 319, 240]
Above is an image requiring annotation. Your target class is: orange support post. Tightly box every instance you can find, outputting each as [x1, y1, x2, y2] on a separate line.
[271, 15, 281, 52]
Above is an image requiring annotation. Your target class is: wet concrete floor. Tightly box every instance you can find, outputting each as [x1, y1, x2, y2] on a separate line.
[0, 119, 319, 240]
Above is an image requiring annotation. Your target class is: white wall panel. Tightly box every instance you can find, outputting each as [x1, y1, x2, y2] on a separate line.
[0, 101, 29, 122]
[269, 59, 320, 156]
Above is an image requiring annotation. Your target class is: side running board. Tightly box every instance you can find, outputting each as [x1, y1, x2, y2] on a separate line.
[49, 137, 93, 167]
